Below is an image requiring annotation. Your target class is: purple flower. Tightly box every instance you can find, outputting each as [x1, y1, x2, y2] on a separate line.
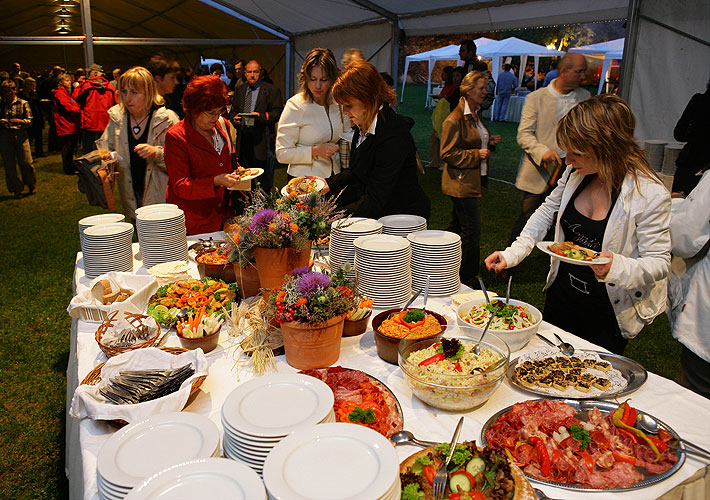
[297, 272, 330, 297]
[292, 266, 310, 277]
[250, 209, 277, 232]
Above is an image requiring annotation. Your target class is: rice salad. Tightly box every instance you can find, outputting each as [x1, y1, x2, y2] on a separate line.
[401, 338, 508, 410]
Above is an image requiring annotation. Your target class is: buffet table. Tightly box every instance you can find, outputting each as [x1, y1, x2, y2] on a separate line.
[503, 95, 526, 122]
[66, 233, 710, 500]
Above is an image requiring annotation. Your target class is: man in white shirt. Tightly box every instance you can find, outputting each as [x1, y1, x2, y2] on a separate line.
[507, 53, 589, 245]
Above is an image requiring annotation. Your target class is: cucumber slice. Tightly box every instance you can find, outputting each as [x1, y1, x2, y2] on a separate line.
[466, 457, 486, 477]
[449, 471, 473, 492]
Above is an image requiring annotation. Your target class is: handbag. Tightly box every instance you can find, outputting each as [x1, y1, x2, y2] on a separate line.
[76, 151, 119, 210]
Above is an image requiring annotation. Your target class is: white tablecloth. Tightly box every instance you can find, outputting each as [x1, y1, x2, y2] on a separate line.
[504, 95, 526, 122]
[66, 233, 710, 500]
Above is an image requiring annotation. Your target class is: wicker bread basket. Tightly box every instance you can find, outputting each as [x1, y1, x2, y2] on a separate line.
[95, 311, 161, 358]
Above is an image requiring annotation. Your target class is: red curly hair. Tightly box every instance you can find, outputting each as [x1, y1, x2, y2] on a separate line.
[181, 75, 227, 118]
[332, 60, 396, 132]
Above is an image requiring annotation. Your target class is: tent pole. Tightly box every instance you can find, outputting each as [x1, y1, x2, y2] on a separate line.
[619, 0, 641, 100]
[286, 38, 294, 97]
[80, 0, 95, 67]
[391, 21, 400, 94]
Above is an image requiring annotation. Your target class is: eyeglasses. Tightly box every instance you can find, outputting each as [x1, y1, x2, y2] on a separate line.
[202, 109, 224, 119]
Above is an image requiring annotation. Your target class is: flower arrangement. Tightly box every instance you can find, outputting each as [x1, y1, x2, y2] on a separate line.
[226, 190, 342, 265]
[267, 266, 356, 325]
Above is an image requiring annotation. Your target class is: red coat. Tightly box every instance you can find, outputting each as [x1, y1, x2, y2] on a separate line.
[72, 76, 116, 131]
[164, 117, 234, 235]
[52, 85, 80, 136]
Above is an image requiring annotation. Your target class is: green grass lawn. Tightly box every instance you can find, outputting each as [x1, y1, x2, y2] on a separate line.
[0, 84, 681, 498]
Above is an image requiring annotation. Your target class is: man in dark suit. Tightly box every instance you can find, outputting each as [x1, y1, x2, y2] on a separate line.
[229, 59, 283, 193]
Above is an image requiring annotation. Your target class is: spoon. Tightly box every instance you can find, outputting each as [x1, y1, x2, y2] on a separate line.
[505, 275, 512, 304]
[478, 277, 490, 303]
[553, 333, 575, 356]
[637, 413, 710, 458]
[536, 333, 558, 349]
[390, 430, 439, 448]
[473, 314, 496, 355]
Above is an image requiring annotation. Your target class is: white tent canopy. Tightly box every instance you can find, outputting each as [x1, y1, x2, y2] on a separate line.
[570, 38, 625, 94]
[399, 38, 497, 102]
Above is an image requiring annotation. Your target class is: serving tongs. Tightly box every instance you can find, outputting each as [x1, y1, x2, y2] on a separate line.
[400, 288, 422, 313]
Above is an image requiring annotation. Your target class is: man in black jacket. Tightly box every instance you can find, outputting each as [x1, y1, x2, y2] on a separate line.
[229, 60, 283, 193]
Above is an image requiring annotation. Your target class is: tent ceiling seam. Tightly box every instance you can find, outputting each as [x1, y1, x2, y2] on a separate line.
[115, 0, 189, 37]
[347, 0, 398, 21]
[199, 0, 292, 38]
[638, 13, 709, 47]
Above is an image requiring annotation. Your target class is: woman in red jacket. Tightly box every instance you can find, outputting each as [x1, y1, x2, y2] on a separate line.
[164, 76, 241, 234]
[52, 73, 80, 174]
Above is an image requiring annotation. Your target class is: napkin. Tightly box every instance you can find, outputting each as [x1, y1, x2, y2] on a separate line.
[70, 347, 209, 423]
[67, 272, 158, 319]
[450, 290, 498, 307]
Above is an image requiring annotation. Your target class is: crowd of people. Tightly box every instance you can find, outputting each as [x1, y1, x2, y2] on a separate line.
[1, 41, 707, 398]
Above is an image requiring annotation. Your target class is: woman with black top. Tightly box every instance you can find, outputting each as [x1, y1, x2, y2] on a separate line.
[310, 60, 430, 220]
[100, 66, 179, 220]
[485, 95, 671, 354]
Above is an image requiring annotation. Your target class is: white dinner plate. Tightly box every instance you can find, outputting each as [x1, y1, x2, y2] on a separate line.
[280, 178, 325, 198]
[134, 204, 179, 215]
[332, 217, 383, 234]
[79, 213, 126, 229]
[136, 207, 184, 221]
[83, 223, 134, 237]
[98, 412, 220, 489]
[263, 423, 399, 500]
[234, 167, 264, 182]
[124, 458, 265, 500]
[536, 241, 610, 265]
[222, 373, 334, 437]
[407, 230, 461, 247]
[377, 214, 427, 229]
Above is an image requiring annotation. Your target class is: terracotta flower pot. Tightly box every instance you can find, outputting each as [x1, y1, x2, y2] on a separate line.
[253, 243, 312, 299]
[280, 315, 344, 370]
[232, 262, 261, 298]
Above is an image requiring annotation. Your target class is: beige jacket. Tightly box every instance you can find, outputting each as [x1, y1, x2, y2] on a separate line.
[440, 98, 484, 198]
[102, 105, 179, 220]
[515, 82, 590, 194]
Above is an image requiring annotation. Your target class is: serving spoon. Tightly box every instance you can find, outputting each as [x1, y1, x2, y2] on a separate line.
[390, 430, 439, 448]
[553, 333, 575, 356]
[473, 314, 496, 355]
[637, 413, 710, 458]
[505, 275, 512, 305]
[478, 277, 490, 303]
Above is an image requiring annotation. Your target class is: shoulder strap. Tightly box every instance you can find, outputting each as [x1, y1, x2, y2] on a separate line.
[218, 116, 233, 153]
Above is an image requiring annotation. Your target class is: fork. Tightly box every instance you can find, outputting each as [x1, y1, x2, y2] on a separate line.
[433, 416, 465, 500]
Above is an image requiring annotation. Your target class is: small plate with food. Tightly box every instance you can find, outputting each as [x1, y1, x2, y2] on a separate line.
[280, 176, 325, 198]
[399, 440, 535, 500]
[226, 167, 263, 190]
[536, 241, 610, 265]
[481, 399, 684, 492]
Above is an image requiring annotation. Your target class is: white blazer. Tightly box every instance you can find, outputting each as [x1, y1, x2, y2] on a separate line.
[502, 166, 672, 339]
[668, 170, 710, 362]
[275, 93, 348, 179]
[515, 84, 590, 194]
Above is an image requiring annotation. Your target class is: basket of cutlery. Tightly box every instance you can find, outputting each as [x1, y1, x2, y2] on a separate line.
[95, 310, 162, 357]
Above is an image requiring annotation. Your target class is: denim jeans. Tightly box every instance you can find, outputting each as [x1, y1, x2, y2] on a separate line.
[495, 93, 512, 121]
[446, 196, 480, 285]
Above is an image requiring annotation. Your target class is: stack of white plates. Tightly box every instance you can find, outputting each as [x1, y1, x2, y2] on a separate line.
[221, 374, 335, 476]
[408, 230, 462, 296]
[78, 213, 126, 257]
[82, 222, 134, 279]
[134, 203, 178, 216]
[354, 234, 412, 308]
[136, 206, 188, 269]
[644, 140, 666, 172]
[378, 214, 427, 237]
[263, 422, 401, 500]
[96, 412, 220, 500]
[124, 458, 266, 500]
[662, 143, 684, 177]
[328, 217, 382, 278]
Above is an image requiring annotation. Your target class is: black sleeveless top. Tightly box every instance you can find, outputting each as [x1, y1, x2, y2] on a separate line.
[128, 109, 154, 204]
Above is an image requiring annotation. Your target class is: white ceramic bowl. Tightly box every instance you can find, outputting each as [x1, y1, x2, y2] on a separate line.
[456, 298, 542, 352]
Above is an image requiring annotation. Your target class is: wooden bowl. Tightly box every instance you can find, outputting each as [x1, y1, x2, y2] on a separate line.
[371, 309, 447, 364]
[342, 311, 371, 337]
[177, 325, 222, 353]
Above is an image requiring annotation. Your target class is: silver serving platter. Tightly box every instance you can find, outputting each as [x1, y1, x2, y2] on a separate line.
[480, 399, 686, 492]
[506, 350, 647, 400]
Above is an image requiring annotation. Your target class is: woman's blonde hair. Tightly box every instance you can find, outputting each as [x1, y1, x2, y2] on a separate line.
[332, 60, 396, 132]
[556, 94, 660, 192]
[117, 66, 164, 116]
[297, 48, 339, 103]
[459, 70, 487, 96]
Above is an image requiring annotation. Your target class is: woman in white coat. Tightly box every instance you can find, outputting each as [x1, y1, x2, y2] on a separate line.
[276, 48, 348, 181]
[668, 169, 710, 398]
[101, 66, 179, 220]
[486, 95, 671, 354]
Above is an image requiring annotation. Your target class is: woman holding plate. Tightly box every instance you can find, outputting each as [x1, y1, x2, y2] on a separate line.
[485, 95, 671, 354]
[310, 60, 430, 219]
[275, 48, 348, 182]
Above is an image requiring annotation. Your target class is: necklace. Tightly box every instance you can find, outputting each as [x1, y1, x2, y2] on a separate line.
[131, 114, 149, 135]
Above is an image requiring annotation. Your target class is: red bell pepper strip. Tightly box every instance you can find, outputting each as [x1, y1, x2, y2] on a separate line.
[612, 400, 660, 462]
[529, 436, 551, 477]
[617, 427, 639, 444]
[419, 353, 445, 366]
[423, 464, 436, 486]
[454, 361, 462, 372]
[395, 310, 427, 329]
[622, 403, 637, 427]
[612, 450, 637, 465]
[647, 435, 669, 453]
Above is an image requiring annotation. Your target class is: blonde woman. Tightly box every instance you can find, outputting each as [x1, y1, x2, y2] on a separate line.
[440, 71, 501, 286]
[485, 95, 671, 354]
[100, 66, 179, 219]
[275, 48, 347, 180]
